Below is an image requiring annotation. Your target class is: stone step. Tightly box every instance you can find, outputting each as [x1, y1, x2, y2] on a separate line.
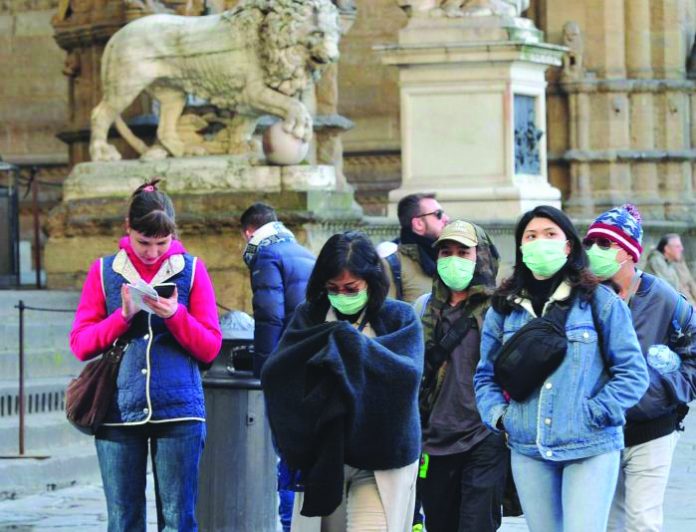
[0, 291, 81, 381]
[0, 440, 100, 500]
[0, 291, 79, 319]
[0, 411, 90, 456]
[0, 322, 75, 350]
[0, 348, 82, 380]
[0, 378, 69, 418]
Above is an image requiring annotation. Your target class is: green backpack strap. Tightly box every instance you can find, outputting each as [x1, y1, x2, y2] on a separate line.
[385, 252, 403, 301]
[413, 293, 431, 319]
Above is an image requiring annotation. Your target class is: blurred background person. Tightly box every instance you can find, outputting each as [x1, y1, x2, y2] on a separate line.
[645, 233, 696, 307]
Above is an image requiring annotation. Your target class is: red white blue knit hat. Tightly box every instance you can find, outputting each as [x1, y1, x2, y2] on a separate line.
[586, 204, 644, 262]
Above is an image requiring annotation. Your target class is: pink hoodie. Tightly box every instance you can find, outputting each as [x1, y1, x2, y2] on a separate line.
[70, 236, 222, 363]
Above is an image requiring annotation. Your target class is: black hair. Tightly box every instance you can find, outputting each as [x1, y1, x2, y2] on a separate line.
[657, 233, 680, 254]
[306, 231, 389, 321]
[492, 205, 598, 314]
[127, 180, 176, 238]
[241, 202, 278, 231]
[397, 193, 435, 229]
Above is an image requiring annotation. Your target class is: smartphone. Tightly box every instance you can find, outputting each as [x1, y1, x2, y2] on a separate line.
[154, 283, 176, 298]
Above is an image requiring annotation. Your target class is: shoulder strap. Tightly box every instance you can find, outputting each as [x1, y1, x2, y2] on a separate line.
[437, 313, 477, 355]
[385, 252, 403, 301]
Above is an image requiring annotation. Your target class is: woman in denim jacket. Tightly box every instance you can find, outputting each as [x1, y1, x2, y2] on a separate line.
[474, 206, 649, 532]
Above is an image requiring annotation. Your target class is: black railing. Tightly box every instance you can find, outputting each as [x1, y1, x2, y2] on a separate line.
[0, 301, 75, 460]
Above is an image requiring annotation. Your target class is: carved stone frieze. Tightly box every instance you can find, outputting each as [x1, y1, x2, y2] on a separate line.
[396, 0, 529, 18]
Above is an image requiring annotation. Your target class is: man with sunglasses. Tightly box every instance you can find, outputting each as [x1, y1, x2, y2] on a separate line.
[583, 204, 696, 532]
[382, 193, 450, 303]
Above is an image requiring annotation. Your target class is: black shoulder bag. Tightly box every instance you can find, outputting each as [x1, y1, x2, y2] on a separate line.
[493, 302, 571, 402]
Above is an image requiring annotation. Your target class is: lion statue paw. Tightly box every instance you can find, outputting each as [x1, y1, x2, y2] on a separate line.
[90, 141, 122, 162]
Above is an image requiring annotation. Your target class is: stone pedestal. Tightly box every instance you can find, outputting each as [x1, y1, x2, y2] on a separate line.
[45, 158, 361, 312]
[377, 12, 565, 221]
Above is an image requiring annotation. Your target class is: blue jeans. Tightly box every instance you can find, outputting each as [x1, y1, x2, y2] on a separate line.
[511, 450, 620, 532]
[277, 458, 295, 532]
[95, 421, 206, 532]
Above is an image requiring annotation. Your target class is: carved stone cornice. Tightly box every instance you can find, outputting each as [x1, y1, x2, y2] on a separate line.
[558, 78, 696, 95]
[377, 40, 565, 67]
[550, 149, 696, 164]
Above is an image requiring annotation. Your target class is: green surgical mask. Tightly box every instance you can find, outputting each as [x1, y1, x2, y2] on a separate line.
[328, 289, 368, 316]
[437, 256, 476, 291]
[587, 244, 621, 279]
[521, 239, 568, 279]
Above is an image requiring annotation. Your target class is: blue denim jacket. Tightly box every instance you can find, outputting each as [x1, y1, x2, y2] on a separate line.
[474, 283, 649, 461]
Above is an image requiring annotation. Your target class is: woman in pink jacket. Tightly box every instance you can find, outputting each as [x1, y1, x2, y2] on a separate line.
[70, 181, 222, 532]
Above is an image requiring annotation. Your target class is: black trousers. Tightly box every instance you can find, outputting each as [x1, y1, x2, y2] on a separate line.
[421, 433, 508, 532]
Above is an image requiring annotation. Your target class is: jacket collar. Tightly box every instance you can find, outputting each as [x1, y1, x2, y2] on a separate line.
[515, 280, 573, 318]
[243, 221, 295, 267]
[112, 249, 185, 286]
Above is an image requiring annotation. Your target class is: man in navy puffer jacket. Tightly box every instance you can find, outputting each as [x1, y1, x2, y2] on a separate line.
[241, 203, 316, 377]
[241, 202, 315, 532]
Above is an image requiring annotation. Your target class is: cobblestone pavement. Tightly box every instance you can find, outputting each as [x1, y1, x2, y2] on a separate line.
[1, 412, 694, 531]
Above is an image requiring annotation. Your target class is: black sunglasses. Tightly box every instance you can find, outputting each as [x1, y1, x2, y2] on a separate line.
[415, 209, 444, 221]
[582, 237, 614, 250]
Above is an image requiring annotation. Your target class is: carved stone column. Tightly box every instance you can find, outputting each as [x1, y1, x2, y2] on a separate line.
[551, 0, 696, 223]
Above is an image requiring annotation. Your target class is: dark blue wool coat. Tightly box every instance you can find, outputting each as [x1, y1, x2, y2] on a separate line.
[249, 240, 315, 377]
[261, 299, 424, 516]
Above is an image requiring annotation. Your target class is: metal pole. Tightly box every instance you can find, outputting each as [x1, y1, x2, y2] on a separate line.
[12, 168, 20, 287]
[30, 167, 41, 289]
[18, 300, 25, 456]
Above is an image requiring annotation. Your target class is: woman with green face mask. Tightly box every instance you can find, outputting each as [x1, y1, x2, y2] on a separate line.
[261, 231, 424, 532]
[474, 205, 648, 532]
[415, 220, 508, 532]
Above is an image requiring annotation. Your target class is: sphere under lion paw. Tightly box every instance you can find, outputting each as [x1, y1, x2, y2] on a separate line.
[263, 122, 309, 166]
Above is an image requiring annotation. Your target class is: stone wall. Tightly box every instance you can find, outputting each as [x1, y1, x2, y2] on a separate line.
[532, 0, 696, 222]
[0, 0, 69, 271]
[340, 0, 406, 214]
[0, 0, 67, 166]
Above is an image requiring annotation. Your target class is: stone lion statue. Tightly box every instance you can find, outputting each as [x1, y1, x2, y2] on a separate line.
[89, 0, 341, 162]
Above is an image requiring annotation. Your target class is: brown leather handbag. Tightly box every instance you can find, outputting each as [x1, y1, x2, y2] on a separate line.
[65, 340, 127, 435]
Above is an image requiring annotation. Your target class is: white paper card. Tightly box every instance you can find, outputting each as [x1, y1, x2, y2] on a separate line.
[127, 279, 158, 314]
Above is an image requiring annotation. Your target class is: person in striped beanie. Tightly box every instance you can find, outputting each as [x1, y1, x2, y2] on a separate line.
[585, 203, 644, 264]
[583, 204, 696, 532]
